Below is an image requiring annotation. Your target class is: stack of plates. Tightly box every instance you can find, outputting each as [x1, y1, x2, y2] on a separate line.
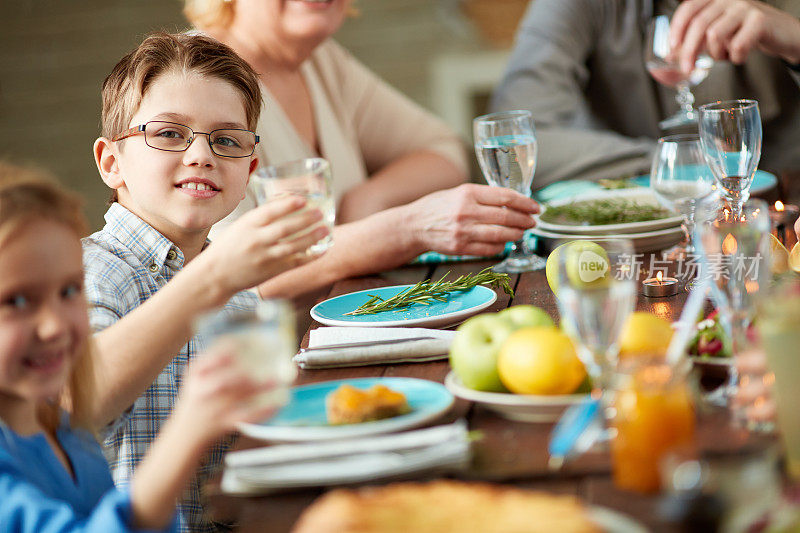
[531, 188, 685, 253]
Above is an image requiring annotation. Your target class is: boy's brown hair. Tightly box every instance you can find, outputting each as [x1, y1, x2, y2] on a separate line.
[100, 31, 262, 139]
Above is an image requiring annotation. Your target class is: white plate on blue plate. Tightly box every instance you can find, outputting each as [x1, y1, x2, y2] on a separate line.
[310, 285, 497, 328]
[238, 377, 454, 442]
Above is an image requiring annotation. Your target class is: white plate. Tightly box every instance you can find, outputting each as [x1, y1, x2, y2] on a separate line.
[535, 188, 684, 235]
[444, 372, 589, 423]
[530, 225, 685, 254]
[310, 285, 497, 328]
[588, 506, 649, 533]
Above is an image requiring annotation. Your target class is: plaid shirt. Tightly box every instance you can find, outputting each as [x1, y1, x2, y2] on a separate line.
[82, 203, 258, 533]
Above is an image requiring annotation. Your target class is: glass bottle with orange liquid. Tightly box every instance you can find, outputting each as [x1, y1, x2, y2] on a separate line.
[610, 359, 696, 493]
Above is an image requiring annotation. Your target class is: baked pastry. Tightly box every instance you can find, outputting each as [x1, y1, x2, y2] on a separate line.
[326, 384, 410, 425]
[292, 480, 601, 533]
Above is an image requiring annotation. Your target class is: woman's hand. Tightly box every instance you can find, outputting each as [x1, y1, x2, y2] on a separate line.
[171, 346, 280, 445]
[403, 184, 539, 257]
[198, 196, 330, 302]
[669, 0, 800, 73]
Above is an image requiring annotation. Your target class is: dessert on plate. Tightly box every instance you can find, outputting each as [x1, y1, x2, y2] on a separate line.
[326, 384, 410, 425]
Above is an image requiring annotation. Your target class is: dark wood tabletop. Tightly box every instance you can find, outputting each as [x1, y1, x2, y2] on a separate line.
[207, 171, 800, 533]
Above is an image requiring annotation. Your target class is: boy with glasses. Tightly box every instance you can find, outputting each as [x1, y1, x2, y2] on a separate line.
[83, 32, 329, 532]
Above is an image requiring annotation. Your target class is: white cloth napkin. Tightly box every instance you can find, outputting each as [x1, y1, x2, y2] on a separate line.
[221, 421, 471, 495]
[293, 327, 457, 369]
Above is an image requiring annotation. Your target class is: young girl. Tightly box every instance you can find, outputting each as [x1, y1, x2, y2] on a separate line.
[0, 162, 278, 531]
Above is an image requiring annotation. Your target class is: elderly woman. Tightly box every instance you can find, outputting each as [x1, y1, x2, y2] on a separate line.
[185, 0, 539, 297]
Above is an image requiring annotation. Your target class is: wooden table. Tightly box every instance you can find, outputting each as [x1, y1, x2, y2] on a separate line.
[207, 171, 799, 532]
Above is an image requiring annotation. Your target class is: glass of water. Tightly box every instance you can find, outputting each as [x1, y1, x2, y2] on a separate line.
[698, 99, 762, 220]
[473, 110, 543, 273]
[195, 299, 297, 411]
[253, 158, 335, 256]
[650, 134, 715, 260]
[555, 239, 637, 389]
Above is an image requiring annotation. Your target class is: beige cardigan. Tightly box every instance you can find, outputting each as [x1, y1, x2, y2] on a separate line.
[212, 39, 467, 234]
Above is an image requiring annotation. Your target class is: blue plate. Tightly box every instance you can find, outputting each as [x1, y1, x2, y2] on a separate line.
[310, 284, 497, 328]
[237, 377, 454, 441]
[631, 168, 777, 195]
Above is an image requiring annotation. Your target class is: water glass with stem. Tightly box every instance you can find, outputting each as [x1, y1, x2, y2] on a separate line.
[555, 239, 637, 391]
[645, 15, 714, 130]
[650, 134, 715, 264]
[473, 110, 543, 273]
[698, 99, 762, 219]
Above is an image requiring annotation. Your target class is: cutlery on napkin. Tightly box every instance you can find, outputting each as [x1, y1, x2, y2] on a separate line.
[293, 327, 457, 369]
[221, 420, 471, 494]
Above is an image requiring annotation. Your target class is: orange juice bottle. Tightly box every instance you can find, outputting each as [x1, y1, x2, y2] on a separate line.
[610, 362, 696, 493]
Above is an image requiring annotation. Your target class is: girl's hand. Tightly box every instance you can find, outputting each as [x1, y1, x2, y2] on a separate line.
[403, 184, 539, 257]
[200, 196, 330, 300]
[172, 346, 281, 445]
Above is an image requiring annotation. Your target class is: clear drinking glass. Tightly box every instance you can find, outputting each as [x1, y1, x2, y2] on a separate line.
[473, 110, 544, 273]
[650, 134, 715, 261]
[555, 239, 637, 389]
[195, 299, 297, 410]
[645, 15, 714, 130]
[694, 198, 771, 407]
[698, 99, 762, 219]
[253, 158, 335, 256]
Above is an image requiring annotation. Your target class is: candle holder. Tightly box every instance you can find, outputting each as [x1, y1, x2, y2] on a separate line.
[642, 275, 679, 297]
[769, 201, 799, 246]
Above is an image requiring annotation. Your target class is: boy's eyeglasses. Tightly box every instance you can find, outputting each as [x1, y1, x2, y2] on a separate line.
[112, 121, 259, 158]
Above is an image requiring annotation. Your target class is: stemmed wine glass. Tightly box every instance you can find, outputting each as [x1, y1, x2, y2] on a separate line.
[650, 134, 715, 263]
[645, 15, 714, 130]
[694, 197, 771, 409]
[698, 99, 762, 220]
[473, 110, 543, 273]
[555, 239, 637, 391]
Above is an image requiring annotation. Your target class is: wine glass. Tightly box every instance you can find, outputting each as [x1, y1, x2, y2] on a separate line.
[473, 110, 543, 273]
[650, 134, 715, 263]
[555, 239, 637, 390]
[698, 99, 762, 219]
[645, 15, 714, 130]
[694, 197, 771, 409]
[253, 158, 336, 256]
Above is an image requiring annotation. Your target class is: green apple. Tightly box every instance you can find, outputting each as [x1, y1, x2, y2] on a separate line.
[545, 240, 609, 295]
[497, 305, 554, 330]
[449, 314, 515, 392]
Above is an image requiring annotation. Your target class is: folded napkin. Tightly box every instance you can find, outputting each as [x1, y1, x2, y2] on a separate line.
[293, 327, 457, 369]
[221, 420, 471, 495]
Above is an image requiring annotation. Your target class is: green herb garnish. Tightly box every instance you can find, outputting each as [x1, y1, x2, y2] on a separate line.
[539, 199, 672, 226]
[346, 267, 513, 316]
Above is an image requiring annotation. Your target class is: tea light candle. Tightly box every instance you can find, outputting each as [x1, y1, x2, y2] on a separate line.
[769, 201, 800, 245]
[642, 272, 679, 298]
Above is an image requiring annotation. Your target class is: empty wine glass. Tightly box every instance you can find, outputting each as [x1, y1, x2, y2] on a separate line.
[555, 239, 637, 390]
[650, 134, 715, 263]
[698, 99, 762, 220]
[694, 197, 771, 410]
[645, 15, 714, 130]
[473, 110, 543, 273]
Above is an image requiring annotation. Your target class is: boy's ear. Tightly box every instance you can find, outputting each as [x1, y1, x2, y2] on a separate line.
[244, 157, 259, 199]
[93, 137, 124, 191]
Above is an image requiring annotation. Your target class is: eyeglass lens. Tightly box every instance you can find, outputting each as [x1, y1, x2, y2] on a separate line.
[144, 121, 256, 157]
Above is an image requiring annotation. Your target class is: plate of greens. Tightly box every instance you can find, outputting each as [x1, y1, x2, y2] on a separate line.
[534, 188, 683, 235]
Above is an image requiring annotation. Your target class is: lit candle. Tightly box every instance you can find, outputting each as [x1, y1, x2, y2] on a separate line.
[769, 200, 800, 246]
[642, 271, 679, 298]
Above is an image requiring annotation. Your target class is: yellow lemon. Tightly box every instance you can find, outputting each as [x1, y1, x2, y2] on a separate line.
[497, 326, 586, 395]
[790, 242, 800, 274]
[618, 312, 674, 359]
[769, 233, 790, 275]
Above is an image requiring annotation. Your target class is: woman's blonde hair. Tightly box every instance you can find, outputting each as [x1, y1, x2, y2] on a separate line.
[183, 0, 359, 30]
[0, 162, 97, 434]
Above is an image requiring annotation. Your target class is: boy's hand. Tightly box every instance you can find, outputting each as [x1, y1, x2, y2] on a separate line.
[403, 184, 538, 257]
[200, 196, 330, 299]
[172, 346, 281, 445]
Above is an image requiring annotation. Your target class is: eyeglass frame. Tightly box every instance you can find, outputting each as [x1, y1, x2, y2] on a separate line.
[111, 120, 260, 158]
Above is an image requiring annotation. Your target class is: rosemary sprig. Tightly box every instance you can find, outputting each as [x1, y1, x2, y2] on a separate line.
[345, 267, 514, 316]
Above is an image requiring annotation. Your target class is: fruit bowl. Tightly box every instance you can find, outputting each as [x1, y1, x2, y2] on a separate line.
[444, 372, 590, 423]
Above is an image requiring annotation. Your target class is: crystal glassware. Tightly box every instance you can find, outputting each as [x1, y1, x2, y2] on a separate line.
[253, 157, 335, 256]
[698, 99, 762, 219]
[473, 110, 544, 273]
[650, 134, 715, 263]
[645, 15, 714, 130]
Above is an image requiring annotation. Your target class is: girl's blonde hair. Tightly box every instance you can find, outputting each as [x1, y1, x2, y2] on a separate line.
[0, 162, 97, 434]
